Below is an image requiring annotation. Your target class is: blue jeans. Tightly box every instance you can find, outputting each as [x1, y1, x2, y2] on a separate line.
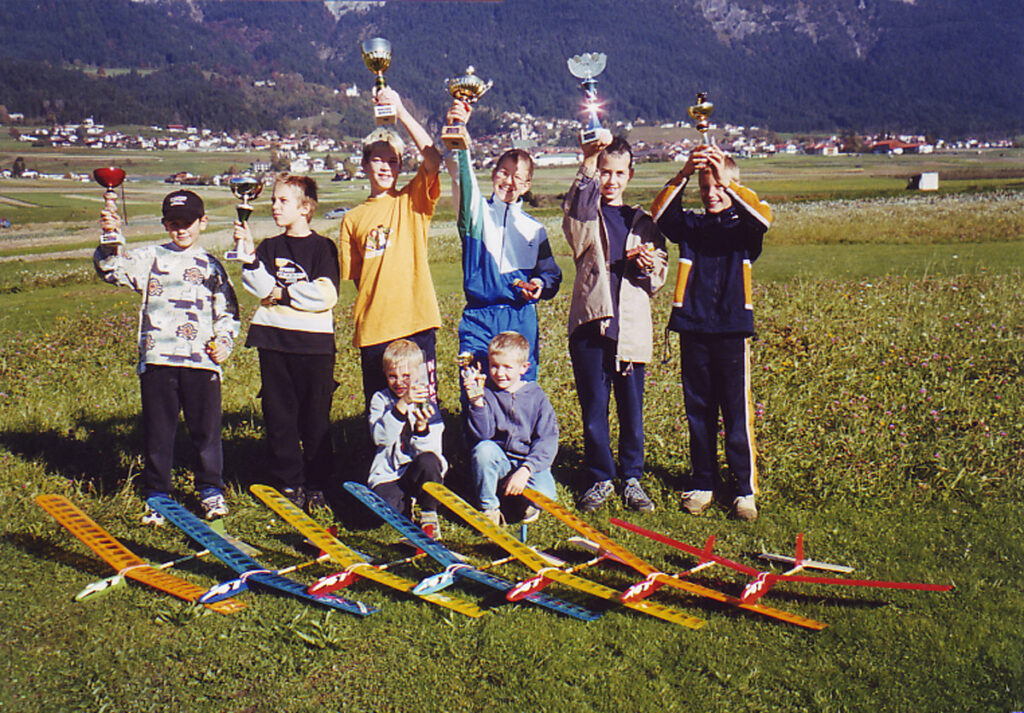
[471, 440, 556, 511]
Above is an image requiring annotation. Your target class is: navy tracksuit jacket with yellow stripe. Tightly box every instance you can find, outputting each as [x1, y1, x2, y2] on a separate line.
[652, 175, 771, 497]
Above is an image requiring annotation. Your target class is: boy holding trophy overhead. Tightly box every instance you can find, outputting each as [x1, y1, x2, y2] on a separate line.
[339, 85, 443, 408]
[651, 137, 772, 522]
[94, 190, 240, 525]
[562, 129, 668, 513]
[444, 94, 561, 382]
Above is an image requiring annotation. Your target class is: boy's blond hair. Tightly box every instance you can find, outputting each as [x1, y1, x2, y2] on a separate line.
[721, 155, 739, 183]
[361, 128, 406, 169]
[274, 172, 319, 214]
[488, 331, 530, 364]
[382, 338, 423, 374]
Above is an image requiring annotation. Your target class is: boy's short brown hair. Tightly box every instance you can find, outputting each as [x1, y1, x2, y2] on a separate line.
[382, 339, 424, 374]
[274, 173, 319, 212]
[361, 128, 406, 169]
[488, 331, 530, 364]
[493, 149, 535, 181]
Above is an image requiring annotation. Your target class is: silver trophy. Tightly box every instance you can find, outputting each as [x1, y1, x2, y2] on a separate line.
[361, 37, 397, 125]
[567, 52, 607, 145]
[224, 175, 263, 261]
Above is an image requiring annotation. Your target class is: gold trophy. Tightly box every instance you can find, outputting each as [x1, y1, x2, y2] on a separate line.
[225, 175, 263, 261]
[93, 167, 127, 245]
[567, 52, 607, 145]
[442, 66, 493, 151]
[688, 92, 715, 145]
[361, 37, 396, 125]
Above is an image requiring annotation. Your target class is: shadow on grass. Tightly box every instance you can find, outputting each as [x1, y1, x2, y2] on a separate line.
[2, 531, 111, 578]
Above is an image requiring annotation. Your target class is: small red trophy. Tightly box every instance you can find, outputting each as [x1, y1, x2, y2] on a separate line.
[93, 167, 126, 245]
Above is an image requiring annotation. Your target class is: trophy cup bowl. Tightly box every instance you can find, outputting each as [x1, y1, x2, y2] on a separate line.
[361, 37, 397, 125]
[567, 52, 608, 145]
[442, 66, 494, 150]
[225, 175, 263, 261]
[94, 167, 127, 245]
[687, 92, 715, 145]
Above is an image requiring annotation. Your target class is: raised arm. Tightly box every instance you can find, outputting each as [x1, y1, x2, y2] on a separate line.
[376, 87, 440, 176]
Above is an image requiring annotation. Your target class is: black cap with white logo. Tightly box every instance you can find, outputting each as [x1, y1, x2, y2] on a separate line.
[162, 190, 205, 224]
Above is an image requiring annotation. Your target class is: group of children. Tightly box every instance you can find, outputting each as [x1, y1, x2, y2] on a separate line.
[94, 85, 771, 532]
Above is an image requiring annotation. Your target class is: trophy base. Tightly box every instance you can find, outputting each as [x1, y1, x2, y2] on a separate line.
[374, 105, 397, 125]
[224, 250, 255, 263]
[580, 128, 601, 145]
[441, 125, 470, 151]
[99, 232, 124, 246]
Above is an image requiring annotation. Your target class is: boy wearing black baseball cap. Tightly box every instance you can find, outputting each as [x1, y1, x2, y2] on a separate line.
[94, 189, 240, 525]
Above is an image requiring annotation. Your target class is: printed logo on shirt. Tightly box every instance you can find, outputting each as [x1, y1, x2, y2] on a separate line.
[176, 323, 199, 341]
[273, 258, 310, 286]
[365, 225, 391, 258]
[147, 278, 163, 296]
[182, 267, 204, 285]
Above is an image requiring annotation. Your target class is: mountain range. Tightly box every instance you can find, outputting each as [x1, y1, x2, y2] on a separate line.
[0, 0, 1021, 137]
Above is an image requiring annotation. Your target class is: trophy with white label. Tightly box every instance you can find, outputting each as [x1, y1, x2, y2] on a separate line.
[362, 37, 397, 125]
[442, 66, 493, 151]
[93, 167, 126, 245]
[688, 92, 715, 145]
[567, 52, 607, 146]
[224, 176, 263, 261]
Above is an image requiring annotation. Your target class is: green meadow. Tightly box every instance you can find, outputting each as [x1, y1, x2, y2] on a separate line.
[1, 147, 1022, 712]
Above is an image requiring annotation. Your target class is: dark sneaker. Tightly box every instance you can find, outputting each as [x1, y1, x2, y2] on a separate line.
[280, 487, 307, 510]
[681, 489, 714, 515]
[578, 480, 615, 512]
[305, 490, 327, 511]
[522, 505, 541, 524]
[623, 478, 655, 513]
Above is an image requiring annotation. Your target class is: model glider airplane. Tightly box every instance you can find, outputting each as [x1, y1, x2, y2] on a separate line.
[610, 518, 953, 606]
[342, 481, 601, 621]
[35, 494, 246, 614]
[422, 482, 705, 629]
[147, 495, 377, 616]
[521, 488, 828, 630]
[249, 484, 485, 618]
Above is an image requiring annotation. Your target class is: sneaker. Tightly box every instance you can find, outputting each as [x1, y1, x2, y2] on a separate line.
[522, 505, 540, 523]
[733, 495, 758, 522]
[305, 490, 327, 511]
[623, 478, 655, 513]
[681, 489, 714, 515]
[420, 511, 441, 540]
[482, 508, 504, 526]
[578, 479, 615, 512]
[280, 487, 306, 510]
[140, 507, 166, 527]
[199, 490, 229, 520]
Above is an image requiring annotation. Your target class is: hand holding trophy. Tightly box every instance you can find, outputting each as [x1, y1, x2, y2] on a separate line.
[567, 52, 608, 146]
[225, 175, 263, 261]
[94, 167, 126, 246]
[362, 37, 397, 125]
[442, 66, 493, 151]
[688, 92, 715, 146]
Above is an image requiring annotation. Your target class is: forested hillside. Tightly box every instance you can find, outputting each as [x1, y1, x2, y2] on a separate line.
[0, 0, 1020, 136]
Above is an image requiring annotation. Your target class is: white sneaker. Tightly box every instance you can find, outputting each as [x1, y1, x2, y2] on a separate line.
[200, 491, 229, 520]
[733, 495, 758, 521]
[681, 490, 713, 515]
[140, 507, 166, 526]
[482, 508, 504, 526]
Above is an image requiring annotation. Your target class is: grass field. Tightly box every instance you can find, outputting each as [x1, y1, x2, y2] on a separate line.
[1, 149, 1022, 713]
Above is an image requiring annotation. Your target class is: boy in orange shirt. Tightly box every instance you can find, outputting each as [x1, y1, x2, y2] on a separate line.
[338, 87, 442, 408]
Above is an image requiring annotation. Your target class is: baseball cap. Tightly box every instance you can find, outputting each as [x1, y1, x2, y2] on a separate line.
[162, 190, 205, 224]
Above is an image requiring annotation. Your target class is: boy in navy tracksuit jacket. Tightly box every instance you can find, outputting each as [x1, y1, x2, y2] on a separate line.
[651, 145, 772, 521]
